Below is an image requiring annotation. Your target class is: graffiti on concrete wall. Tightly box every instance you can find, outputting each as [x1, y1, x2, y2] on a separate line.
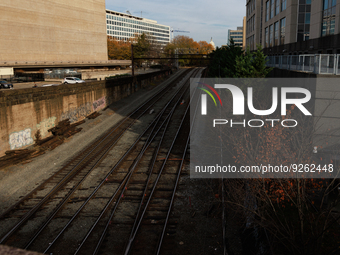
[9, 128, 34, 150]
[92, 97, 106, 112]
[60, 102, 92, 123]
[36, 116, 56, 137]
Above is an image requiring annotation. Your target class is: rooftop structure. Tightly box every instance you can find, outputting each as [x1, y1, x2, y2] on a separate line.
[106, 10, 170, 46]
[209, 38, 216, 50]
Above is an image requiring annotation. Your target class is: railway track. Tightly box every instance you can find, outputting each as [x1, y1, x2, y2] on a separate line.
[0, 67, 204, 255]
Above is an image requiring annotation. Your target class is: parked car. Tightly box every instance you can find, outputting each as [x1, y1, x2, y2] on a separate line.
[0, 80, 13, 89]
[63, 77, 85, 84]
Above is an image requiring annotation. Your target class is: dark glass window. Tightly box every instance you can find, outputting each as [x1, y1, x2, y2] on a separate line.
[280, 18, 286, 45]
[276, 0, 280, 15]
[269, 24, 273, 46]
[266, 1, 270, 21]
[297, 2, 311, 41]
[274, 22, 279, 45]
[299, 13, 305, 23]
[281, 0, 286, 10]
[322, 0, 337, 36]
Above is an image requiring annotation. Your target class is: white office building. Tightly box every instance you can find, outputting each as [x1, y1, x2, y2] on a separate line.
[228, 27, 244, 47]
[106, 10, 170, 46]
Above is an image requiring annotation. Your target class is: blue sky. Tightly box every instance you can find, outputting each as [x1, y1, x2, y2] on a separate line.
[105, 0, 246, 47]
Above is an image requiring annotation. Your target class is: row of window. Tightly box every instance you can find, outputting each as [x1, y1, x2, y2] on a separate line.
[322, 0, 337, 36]
[106, 25, 169, 39]
[247, 15, 256, 34]
[107, 31, 169, 42]
[230, 36, 243, 39]
[247, 0, 256, 16]
[108, 35, 168, 45]
[106, 29, 169, 41]
[265, 18, 286, 47]
[297, 2, 311, 41]
[247, 35, 255, 50]
[106, 20, 169, 35]
[265, 0, 287, 22]
[106, 14, 169, 31]
[249, 0, 338, 48]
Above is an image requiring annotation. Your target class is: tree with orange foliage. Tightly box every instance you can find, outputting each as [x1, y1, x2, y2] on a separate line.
[198, 40, 214, 54]
[164, 35, 212, 66]
[107, 36, 132, 60]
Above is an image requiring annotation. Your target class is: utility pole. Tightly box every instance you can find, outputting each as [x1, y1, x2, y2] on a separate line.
[131, 44, 134, 77]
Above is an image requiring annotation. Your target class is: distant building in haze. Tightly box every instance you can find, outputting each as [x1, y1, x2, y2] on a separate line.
[209, 38, 216, 50]
[228, 26, 245, 48]
[106, 10, 170, 46]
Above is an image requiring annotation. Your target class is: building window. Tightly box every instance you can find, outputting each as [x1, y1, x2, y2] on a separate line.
[266, 1, 270, 21]
[276, 0, 280, 15]
[274, 22, 279, 45]
[281, 0, 286, 11]
[269, 24, 273, 47]
[271, 0, 275, 19]
[253, 15, 255, 31]
[265, 27, 269, 47]
[322, 0, 337, 36]
[280, 18, 286, 45]
[297, 1, 311, 41]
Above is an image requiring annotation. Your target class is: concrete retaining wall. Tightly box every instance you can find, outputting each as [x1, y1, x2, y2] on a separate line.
[0, 70, 170, 156]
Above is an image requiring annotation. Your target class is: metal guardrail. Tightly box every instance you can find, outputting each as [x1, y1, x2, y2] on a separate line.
[267, 54, 340, 75]
[0, 60, 131, 67]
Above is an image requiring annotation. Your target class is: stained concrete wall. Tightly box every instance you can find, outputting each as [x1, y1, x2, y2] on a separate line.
[0, 0, 108, 63]
[0, 70, 170, 156]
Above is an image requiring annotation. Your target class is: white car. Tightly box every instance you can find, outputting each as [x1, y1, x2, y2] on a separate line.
[63, 77, 85, 84]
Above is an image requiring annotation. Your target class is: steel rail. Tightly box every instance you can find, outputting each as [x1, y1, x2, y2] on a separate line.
[1, 79, 169, 245]
[84, 87, 180, 255]
[127, 67, 202, 244]
[0, 69, 190, 245]
[42, 69, 197, 254]
[123, 68, 203, 255]
[23, 97, 167, 250]
[0, 68, 187, 221]
[89, 70, 199, 255]
[129, 68, 203, 239]
[155, 70, 202, 255]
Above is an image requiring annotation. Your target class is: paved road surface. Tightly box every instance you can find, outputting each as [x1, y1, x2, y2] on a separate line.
[1, 68, 160, 90]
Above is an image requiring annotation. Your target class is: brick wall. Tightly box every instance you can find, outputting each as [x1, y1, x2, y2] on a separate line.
[0, 70, 170, 156]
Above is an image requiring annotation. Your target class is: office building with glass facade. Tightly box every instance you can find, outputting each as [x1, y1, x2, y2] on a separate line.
[106, 10, 170, 46]
[246, 0, 340, 54]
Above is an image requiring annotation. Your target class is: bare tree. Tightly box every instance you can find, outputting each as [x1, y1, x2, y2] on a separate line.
[219, 85, 340, 255]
